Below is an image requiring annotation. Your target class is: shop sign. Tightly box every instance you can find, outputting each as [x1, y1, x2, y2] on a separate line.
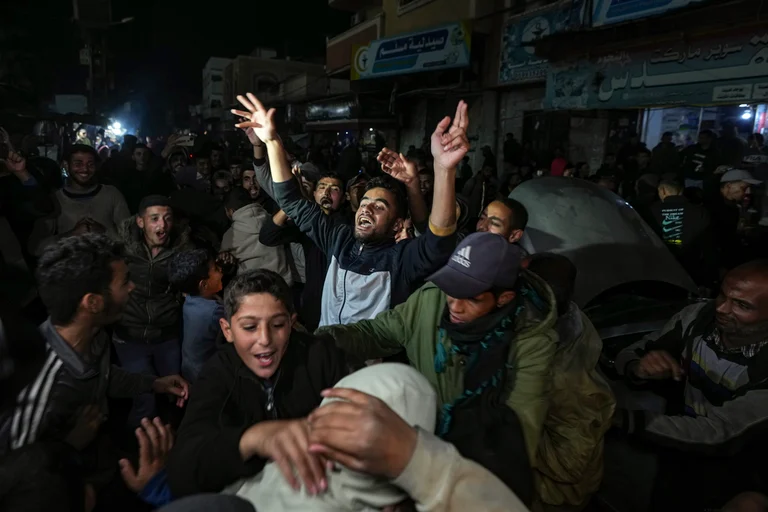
[351, 22, 471, 80]
[306, 98, 358, 121]
[545, 30, 768, 109]
[498, 6, 574, 85]
[585, 0, 704, 27]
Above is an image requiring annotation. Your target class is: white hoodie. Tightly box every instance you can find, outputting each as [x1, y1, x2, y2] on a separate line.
[221, 203, 293, 286]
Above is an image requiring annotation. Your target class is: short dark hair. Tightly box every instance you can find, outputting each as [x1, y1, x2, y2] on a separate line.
[36, 234, 124, 326]
[138, 195, 172, 216]
[637, 148, 651, 156]
[213, 170, 233, 183]
[65, 144, 99, 164]
[498, 197, 529, 231]
[364, 176, 408, 219]
[134, 143, 148, 151]
[224, 187, 253, 212]
[662, 131, 674, 138]
[223, 269, 294, 319]
[318, 172, 344, 187]
[168, 249, 212, 295]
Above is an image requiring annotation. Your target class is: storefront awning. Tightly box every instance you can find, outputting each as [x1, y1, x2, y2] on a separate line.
[305, 118, 398, 132]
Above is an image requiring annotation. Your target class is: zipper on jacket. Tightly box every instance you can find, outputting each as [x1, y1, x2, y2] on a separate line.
[143, 259, 153, 343]
[338, 243, 364, 324]
[264, 369, 282, 419]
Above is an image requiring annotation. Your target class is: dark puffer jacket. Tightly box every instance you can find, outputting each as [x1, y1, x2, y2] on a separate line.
[114, 217, 192, 344]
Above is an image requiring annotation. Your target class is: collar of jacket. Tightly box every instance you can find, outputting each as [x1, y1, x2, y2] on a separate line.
[118, 217, 191, 260]
[40, 318, 104, 379]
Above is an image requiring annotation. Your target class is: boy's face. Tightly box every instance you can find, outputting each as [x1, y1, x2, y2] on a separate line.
[219, 293, 296, 380]
[201, 261, 223, 298]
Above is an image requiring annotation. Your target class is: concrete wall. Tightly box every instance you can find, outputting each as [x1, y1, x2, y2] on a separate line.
[497, 85, 545, 166]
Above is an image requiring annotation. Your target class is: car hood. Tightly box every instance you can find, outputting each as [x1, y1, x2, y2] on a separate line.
[510, 177, 697, 307]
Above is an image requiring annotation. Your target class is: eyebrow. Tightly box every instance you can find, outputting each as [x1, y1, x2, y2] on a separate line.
[362, 196, 390, 207]
[237, 313, 289, 321]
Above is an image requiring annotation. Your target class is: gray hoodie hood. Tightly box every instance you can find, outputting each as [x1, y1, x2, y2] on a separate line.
[229, 363, 438, 511]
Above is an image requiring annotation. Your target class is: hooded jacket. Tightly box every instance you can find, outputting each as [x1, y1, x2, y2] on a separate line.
[229, 363, 438, 511]
[114, 217, 192, 344]
[534, 302, 616, 507]
[273, 179, 456, 328]
[221, 203, 292, 286]
[316, 270, 558, 462]
[166, 333, 347, 497]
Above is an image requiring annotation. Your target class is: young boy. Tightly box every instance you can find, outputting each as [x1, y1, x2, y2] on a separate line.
[166, 269, 347, 498]
[168, 249, 225, 383]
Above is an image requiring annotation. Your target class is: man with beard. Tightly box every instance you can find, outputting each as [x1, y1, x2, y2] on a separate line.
[234, 92, 460, 326]
[259, 172, 348, 330]
[0, 234, 188, 507]
[29, 144, 130, 256]
[608, 260, 768, 511]
[114, 196, 192, 427]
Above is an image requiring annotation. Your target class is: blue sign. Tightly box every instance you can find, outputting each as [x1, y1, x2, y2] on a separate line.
[352, 22, 471, 80]
[545, 30, 768, 109]
[590, 0, 703, 26]
[498, 7, 574, 84]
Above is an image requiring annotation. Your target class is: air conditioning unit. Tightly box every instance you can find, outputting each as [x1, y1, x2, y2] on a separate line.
[351, 11, 365, 26]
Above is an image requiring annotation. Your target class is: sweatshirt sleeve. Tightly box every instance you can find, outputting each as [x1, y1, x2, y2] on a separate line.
[393, 430, 530, 512]
[315, 293, 416, 364]
[167, 356, 266, 497]
[399, 222, 457, 285]
[259, 217, 301, 247]
[622, 388, 768, 456]
[272, 179, 351, 256]
[107, 365, 156, 398]
[252, 159, 276, 200]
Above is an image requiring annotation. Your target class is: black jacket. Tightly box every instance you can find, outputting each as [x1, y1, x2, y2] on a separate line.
[166, 333, 347, 497]
[1, 319, 156, 454]
[273, 179, 456, 327]
[114, 218, 192, 344]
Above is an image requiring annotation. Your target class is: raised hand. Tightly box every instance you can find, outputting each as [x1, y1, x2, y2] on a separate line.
[231, 93, 277, 143]
[378, 148, 417, 186]
[152, 375, 189, 408]
[431, 100, 469, 171]
[1, 150, 27, 176]
[119, 417, 174, 493]
[243, 127, 263, 147]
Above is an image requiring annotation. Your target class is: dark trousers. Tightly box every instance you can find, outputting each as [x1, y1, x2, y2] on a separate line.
[112, 335, 180, 428]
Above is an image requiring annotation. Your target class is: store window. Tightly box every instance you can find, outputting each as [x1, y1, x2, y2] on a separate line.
[397, 0, 435, 15]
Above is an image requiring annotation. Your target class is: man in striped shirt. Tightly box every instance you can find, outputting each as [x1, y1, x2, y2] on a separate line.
[0, 234, 188, 480]
[609, 259, 768, 510]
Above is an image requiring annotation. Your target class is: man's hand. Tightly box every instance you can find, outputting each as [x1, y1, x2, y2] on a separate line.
[243, 127, 264, 148]
[84, 218, 107, 234]
[632, 350, 685, 381]
[308, 388, 418, 480]
[291, 165, 314, 201]
[378, 149, 418, 187]
[232, 93, 278, 143]
[240, 419, 327, 495]
[152, 375, 189, 407]
[119, 417, 174, 493]
[1, 150, 28, 177]
[431, 100, 469, 172]
[216, 251, 236, 268]
[65, 404, 104, 450]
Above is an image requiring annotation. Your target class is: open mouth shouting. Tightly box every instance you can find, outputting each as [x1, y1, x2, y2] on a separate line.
[253, 350, 276, 368]
[357, 213, 374, 231]
[155, 230, 168, 243]
[319, 197, 333, 209]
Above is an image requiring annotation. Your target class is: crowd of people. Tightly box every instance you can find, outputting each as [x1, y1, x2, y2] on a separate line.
[0, 91, 768, 512]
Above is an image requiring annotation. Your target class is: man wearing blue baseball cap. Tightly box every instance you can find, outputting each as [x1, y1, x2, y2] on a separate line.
[317, 232, 559, 506]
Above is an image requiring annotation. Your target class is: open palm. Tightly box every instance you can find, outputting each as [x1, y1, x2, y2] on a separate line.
[431, 100, 469, 171]
[377, 148, 417, 186]
[232, 93, 277, 143]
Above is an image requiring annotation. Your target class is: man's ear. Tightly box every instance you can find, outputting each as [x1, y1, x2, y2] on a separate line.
[219, 318, 234, 343]
[496, 291, 516, 307]
[81, 292, 104, 316]
[290, 313, 298, 327]
[509, 229, 524, 244]
[135, 215, 144, 229]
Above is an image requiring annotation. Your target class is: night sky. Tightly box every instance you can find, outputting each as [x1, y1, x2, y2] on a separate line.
[2, 0, 349, 128]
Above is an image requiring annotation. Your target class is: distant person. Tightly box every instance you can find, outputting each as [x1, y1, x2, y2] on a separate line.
[550, 148, 567, 177]
[719, 121, 747, 168]
[681, 130, 720, 189]
[74, 125, 92, 146]
[651, 131, 681, 176]
[504, 133, 522, 165]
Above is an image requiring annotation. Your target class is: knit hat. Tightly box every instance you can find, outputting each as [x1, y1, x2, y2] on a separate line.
[228, 363, 438, 511]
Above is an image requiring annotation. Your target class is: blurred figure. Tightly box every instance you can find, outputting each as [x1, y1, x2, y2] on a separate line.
[212, 170, 233, 202]
[132, 143, 152, 172]
[681, 130, 720, 189]
[651, 131, 681, 175]
[75, 125, 91, 146]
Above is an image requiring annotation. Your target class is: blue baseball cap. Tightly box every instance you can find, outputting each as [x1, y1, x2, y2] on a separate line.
[428, 232, 524, 299]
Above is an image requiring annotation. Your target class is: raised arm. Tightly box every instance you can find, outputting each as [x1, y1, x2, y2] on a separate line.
[428, 100, 467, 233]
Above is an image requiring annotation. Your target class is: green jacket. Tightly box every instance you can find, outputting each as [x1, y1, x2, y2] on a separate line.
[317, 270, 559, 460]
